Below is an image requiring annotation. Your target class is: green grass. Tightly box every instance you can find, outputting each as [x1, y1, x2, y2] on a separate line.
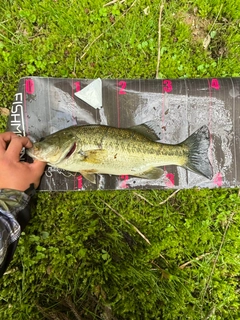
[0, 0, 240, 319]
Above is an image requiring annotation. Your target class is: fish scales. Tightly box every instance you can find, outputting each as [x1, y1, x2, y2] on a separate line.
[75, 126, 186, 169]
[78, 126, 184, 157]
[27, 124, 213, 183]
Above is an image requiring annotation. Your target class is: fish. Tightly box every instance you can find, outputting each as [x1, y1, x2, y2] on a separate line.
[26, 124, 213, 183]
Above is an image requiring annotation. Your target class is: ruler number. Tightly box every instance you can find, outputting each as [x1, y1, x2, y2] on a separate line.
[211, 79, 220, 90]
[166, 173, 175, 187]
[163, 80, 172, 93]
[25, 79, 35, 94]
[120, 175, 129, 188]
[77, 175, 83, 189]
[118, 81, 127, 95]
[74, 81, 81, 92]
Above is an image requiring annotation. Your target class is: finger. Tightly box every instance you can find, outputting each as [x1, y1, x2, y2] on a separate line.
[29, 160, 47, 188]
[28, 160, 46, 178]
[0, 132, 17, 153]
[31, 159, 47, 173]
[5, 136, 33, 161]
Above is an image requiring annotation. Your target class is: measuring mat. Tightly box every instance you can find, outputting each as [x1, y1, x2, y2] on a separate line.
[7, 77, 240, 191]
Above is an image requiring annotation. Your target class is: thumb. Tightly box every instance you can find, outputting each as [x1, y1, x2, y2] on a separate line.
[29, 160, 47, 189]
[31, 160, 47, 175]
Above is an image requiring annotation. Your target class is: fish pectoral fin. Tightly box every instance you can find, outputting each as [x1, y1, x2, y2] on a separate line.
[133, 167, 164, 180]
[80, 171, 97, 184]
[84, 149, 108, 164]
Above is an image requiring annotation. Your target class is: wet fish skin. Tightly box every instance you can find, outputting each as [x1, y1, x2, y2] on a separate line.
[27, 124, 213, 183]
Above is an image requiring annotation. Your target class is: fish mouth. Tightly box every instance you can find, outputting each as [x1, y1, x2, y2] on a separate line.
[26, 147, 40, 160]
[64, 142, 76, 159]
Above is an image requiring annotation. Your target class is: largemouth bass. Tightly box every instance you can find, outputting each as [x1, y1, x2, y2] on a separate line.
[27, 124, 213, 183]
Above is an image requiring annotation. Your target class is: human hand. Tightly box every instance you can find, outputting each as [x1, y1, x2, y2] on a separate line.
[0, 132, 46, 191]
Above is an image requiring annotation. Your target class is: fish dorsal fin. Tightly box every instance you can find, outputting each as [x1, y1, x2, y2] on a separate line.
[130, 120, 161, 141]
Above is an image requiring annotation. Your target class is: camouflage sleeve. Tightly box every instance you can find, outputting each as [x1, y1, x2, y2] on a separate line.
[0, 189, 31, 277]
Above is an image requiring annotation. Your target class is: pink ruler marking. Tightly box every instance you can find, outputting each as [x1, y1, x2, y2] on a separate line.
[116, 80, 121, 128]
[165, 173, 175, 188]
[208, 78, 220, 183]
[25, 79, 35, 94]
[117, 81, 129, 187]
[24, 78, 32, 136]
[76, 175, 83, 189]
[72, 80, 82, 189]
[120, 175, 129, 189]
[162, 80, 175, 187]
[213, 172, 223, 187]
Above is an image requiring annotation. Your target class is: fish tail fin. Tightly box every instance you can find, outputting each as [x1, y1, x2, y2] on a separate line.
[182, 125, 213, 179]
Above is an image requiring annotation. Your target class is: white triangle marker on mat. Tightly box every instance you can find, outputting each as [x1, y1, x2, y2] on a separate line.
[74, 78, 102, 109]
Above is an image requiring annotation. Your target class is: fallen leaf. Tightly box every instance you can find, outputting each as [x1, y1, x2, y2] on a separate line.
[203, 34, 211, 50]
[0, 108, 10, 116]
[143, 6, 150, 15]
